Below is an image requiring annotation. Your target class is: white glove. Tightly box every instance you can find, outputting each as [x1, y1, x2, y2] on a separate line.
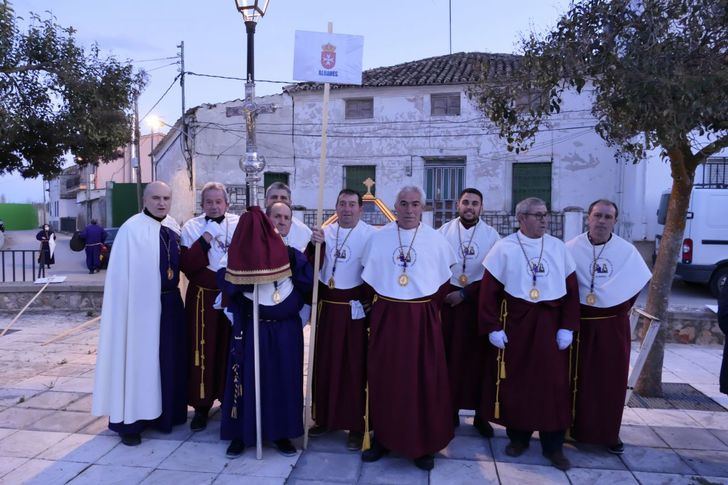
[488, 330, 508, 349]
[350, 300, 365, 320]
[203, 220, 225, 240]
[556, 329, 573, 350]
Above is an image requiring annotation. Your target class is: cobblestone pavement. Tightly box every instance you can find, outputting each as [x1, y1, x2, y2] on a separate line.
[1, 312, 728, 484]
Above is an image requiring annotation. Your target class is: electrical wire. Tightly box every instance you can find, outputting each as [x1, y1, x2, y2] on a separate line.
[141, 73, 181, 122]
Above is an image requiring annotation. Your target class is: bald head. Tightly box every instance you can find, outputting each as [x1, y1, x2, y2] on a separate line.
[143, 181, 172, 219]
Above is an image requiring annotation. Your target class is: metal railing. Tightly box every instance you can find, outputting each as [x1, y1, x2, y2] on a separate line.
[1, 250, 45, 282]
[481, 211, 565, 239]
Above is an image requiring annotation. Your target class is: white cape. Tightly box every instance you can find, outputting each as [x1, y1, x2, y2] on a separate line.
[284, 217, 312, 252]
[319, 220, 377, 289]
[566, 232, 652, 307]
[438, 218, 500, 287]
[92, 212, 180, 424]
[361, 222, 456, 299]
[180, 213, 240, 272]
[483, 231, 576, 302]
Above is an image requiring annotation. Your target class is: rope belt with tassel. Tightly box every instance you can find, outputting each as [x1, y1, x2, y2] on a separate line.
[494, 298, 508, 419]
[194, 285, 216, 400]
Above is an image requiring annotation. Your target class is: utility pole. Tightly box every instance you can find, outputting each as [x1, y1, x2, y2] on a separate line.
[134, 95, 143, 212]
[178, 41, 194, 191]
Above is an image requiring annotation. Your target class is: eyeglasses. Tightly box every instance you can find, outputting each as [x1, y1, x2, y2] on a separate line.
[523, 212, 549, 221]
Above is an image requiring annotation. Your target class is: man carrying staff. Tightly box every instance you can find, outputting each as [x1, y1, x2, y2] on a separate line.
[566, 199, 650, 454]
[438, 188, 500, 437]
[92, 181, 188, 446]
[217, 202, 313, 458]
[180, 182, 239, 432]
[478, 197, 579, 471]
[360, 186, 456, 471]
[79, 219, 108, 274]
[265, 182, 312, 251]
[307, 189, 376, 450]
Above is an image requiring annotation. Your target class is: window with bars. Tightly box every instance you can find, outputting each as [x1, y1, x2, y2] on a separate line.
[425, 160, 465, 228]
[512, 162, 552, 212]
[431, 93, 461, 116]
[345, 98, 374, 119]
[343, 165, 376, 196]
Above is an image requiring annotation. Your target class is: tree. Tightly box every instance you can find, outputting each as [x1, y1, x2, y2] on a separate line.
[469, 0, 727, 396]
[0, 1, 145, 178]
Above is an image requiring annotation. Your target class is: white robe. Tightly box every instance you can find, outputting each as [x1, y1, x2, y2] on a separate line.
[566, 232, 652, 307]
[92, 212, 180, 424]
[361, 222, 456, 299]
[438, 218, 500, 287]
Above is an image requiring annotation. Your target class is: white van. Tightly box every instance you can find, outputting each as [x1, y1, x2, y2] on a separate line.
[655, 187, 728, 297]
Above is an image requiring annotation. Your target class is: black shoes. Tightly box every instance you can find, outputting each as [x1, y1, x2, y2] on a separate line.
[347, 431, 363, 451]
[308, 425, 328, 438]
[273, 438, 297, 456]
[190, 411, 208, 432]
[121, 433, 141, 446]
[543, 450, 571, 471]
[473, 415, 494, 438]
[608, 438, 624, 455]
[361, 440, 389, 462]
[413, 454, 435, 471]
[505, 441, 528, 457]
[226, 439, 244, 458]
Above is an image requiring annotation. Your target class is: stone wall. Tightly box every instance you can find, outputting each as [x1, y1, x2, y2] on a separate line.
[0, 284, 103, 313]
[662, 306, 723, 345]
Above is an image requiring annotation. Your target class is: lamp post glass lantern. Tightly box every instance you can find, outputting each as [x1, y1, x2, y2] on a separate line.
[234, 0, 269, 22]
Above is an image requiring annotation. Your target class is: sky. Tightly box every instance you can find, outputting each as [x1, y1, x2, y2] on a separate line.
[1, 0, 572, 203]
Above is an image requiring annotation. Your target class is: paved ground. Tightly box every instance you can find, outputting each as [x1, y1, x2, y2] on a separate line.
[1, 311, 728, 484]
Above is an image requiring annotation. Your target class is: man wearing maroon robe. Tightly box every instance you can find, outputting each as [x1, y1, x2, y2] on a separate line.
[360, 186, 457, 471]
[438, 188, 500, 437]
[180, 182, 239, 431]
[307, 189, 376, 451]
[566, 199, 650, 454]
[478, 197, 580, 471]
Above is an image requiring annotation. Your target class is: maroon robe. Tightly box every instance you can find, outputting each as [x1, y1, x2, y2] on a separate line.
[571, 296, 637, 445]
[312, 283, 368, 432]
[180, 239, 231, 409]
[367, 283, 454, 458]
[477, 270, 580, 432]
[441, 281, 495, 412]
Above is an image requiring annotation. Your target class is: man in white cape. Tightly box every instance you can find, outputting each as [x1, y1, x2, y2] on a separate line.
[265, 181, 311, 251]
[92, 181, 188, 446]
[566, 199, 651, 454]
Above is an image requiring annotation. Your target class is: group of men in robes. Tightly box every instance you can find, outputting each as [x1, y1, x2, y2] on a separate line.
[91, 179, 651, 472]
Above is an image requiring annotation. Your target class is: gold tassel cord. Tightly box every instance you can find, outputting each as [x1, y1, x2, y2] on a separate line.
[194, 287, 203, 367]
[570, 330, 581, 422]
[494, 298, 508, 419]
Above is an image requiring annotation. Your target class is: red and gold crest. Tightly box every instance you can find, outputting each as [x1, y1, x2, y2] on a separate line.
[320, 43, 336, 69]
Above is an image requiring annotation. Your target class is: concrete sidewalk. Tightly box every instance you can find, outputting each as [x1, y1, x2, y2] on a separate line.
[1, 312, 728, 484]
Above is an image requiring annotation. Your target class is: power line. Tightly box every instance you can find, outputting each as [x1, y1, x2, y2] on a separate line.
[133, 56, 179, 63]
[185, 71, 293, 84]
[141, 73, 181, 122]
[145, 62, 180, 73]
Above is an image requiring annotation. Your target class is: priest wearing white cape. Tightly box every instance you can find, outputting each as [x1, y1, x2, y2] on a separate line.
[92, 181, 188, 446]
[566, 199, 651, 454]
[360, 186, 457, 471]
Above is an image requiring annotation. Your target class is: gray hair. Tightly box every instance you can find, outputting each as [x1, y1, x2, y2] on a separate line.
[395, 185, 426, 205]
[200, 181, 228, 204]
[265, 182, 292, 200]
[515, 197, 547, 216]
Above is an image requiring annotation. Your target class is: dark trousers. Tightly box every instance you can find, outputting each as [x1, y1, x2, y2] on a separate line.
[507, 428, 565, 454]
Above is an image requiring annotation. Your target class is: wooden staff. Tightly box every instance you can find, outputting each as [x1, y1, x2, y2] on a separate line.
[41, 316, 100, 346]
[1, 280, 51, 337]
[303, 21, 333, 451]
[624, 308, 661, 405]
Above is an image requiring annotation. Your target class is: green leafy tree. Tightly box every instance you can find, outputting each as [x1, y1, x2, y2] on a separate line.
[0, 1, 145, 178]
[469, 0, 727, 396]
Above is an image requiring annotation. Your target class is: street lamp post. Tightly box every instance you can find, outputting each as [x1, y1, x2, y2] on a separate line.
[233, 0, 274, 462]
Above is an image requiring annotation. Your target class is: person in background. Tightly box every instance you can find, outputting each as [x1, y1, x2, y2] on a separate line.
[36, 223, 56, 269]
[718, 280, 728, 396]
[80, 219, 108, 274]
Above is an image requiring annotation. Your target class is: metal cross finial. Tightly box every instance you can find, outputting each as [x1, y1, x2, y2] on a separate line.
[362, 177, 375, 197]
